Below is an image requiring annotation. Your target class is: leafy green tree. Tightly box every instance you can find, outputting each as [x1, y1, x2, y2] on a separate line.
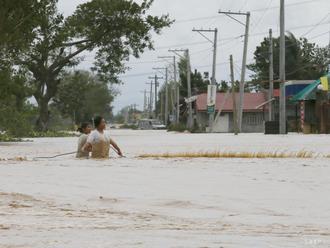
[155, 58, 213, 123]
[0, 0, 40, 52]
[0, 67, 35, 137]
[53, 71, 117, 124]
[219, 80, 229, 92]
[248, 32, 329, 89]
[178, 57, 210, 97]
[2, 0, 172, 131]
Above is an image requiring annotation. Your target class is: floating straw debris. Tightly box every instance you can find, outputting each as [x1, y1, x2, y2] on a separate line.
[138, 150, 324, 159]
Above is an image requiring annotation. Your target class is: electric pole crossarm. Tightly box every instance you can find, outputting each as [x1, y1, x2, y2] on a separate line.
[158, 56, 174, 65]
[224, 14, 245, 26]
[192, 29, 214, 43]
[218, 10, 249, 16]
[152, 68, 166, 77]
[218, 9, 250, 26]
[168, 49, 186, 59]
[148, 76, 163, 81]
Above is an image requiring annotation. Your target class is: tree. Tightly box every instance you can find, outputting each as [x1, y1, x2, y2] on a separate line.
[2, 0, 172, 131]
[0, 0, 40, 51]
[155, 58, 212, 123]
[0, 67, 35, 137]
[218, 80, 229, 92]
[248, 32, 329, 89]
[178, 57, 210, 97]
[0, 0, 40, 119]
[53, 71, 117, 124]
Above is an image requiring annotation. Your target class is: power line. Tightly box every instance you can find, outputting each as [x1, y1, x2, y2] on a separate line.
[155, 22, 330, 51]
[300, 13, 330, 37]
[250, 0, 326, 13]
[174, 0, 326, 25]
[250, 0, 274, 34]
[81, 29, 330, 68]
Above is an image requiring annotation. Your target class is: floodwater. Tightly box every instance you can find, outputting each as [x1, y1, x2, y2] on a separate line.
[1, 130, 330, 247]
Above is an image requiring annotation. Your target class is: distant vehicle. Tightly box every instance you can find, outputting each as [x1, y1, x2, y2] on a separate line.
[138, 119, 166, 130]
[108, 123, 117, 129]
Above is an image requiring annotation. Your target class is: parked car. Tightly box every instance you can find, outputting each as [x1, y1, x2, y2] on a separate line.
[138, 119, 166, 130]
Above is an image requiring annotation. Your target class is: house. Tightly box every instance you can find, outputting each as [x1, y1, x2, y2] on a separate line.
[195, 92, 268, 133]
[273, 80, 315, 131]
[290, 75, 330, 133]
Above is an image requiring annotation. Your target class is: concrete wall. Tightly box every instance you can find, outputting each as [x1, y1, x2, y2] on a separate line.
[196, 111, 265, 133]
[213, 113, 229, 132]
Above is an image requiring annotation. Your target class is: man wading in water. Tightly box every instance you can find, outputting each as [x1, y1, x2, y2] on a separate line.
[83, 116, 123, 159]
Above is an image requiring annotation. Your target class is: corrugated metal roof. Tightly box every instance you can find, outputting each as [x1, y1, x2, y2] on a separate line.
[273, 80, 315, 97]
[290, 80, 320, 102]
[196, 92, 267, 112]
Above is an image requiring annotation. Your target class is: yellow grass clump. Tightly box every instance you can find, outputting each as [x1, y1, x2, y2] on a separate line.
[138, 150, 318, 159]
[0, 157, 27, 161]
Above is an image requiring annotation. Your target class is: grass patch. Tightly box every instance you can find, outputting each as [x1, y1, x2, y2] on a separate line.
[25, 130, 76, 138]
[167, 123, 187, 132]
[119, 124, 138, 130]
[0, 156, 27, 161]
[0, 133, 23, 142]
[138, 150, 320, 159]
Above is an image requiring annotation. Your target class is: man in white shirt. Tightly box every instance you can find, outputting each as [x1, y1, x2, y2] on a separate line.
[83, 116, 122, 159]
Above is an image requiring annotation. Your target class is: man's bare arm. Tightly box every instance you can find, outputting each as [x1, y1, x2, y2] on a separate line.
[82, 142, 92, 152]
[110, 138, 123, 156]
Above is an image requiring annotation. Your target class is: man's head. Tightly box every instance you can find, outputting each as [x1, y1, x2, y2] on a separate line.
[94, 116, 106, 130]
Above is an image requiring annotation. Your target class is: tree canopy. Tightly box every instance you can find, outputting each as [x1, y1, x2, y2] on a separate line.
[248, 32, 329, 90]
[1, 0, 172, 131]
[53, 71, 117, 124]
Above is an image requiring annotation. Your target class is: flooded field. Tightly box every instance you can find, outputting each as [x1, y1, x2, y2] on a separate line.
[1, 130, 330, 247]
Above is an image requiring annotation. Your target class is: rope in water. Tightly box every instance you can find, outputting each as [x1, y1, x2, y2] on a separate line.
[33, 147, 124, 159]
[33, 151, 76, 159]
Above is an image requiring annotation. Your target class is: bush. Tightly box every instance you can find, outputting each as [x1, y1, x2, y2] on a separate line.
[0, 105, 35, 137]
[26, 130, 76, 138]
[167, 123, 187, 132]
[0, 133, 22, 142]
[120, 124, 138, 130]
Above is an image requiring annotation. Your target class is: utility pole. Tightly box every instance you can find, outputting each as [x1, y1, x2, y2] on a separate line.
[144, 90, 147, 114]
[154, 75, 158, 119]
[165, 67, 168, 125]
[186, 50, 193, 129]
[269, 28, 274, 122]
[140, 90, 146, 115]
[148, 75, 162, 119]
[158, 56, 180, 124]
[192, 28, 218, 131]
[140, 90, 150, 117]
[219, 10, 250, 132]
[160, 92, 164, 123]
[161, 55, 179, 124]
[169, 49, 193, 129]
[153, 67, 169, 125]
[230, 55, 238, 135]
[328, 23, 330, 72]
[174, 56, 179, 124]
[279, 0, 286, 134]
[146, 81, 154, 118]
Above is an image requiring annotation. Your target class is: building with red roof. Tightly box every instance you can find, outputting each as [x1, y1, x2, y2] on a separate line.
[195, 92, 268, 133]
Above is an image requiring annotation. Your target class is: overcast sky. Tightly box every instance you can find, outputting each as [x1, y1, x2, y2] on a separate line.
[57, 0, 330, 114]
